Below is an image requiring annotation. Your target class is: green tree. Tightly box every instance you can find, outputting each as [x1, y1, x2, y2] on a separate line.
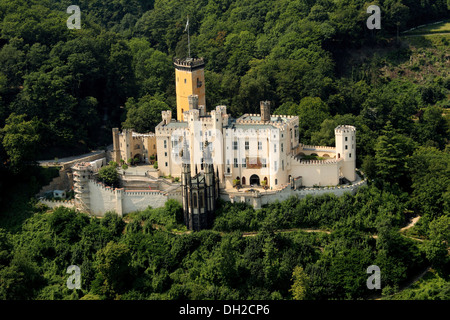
[414, 106, 449, 149]
[408, 147, 450, 219]
[98, 165, 119, 187]
[428, 216, 450, 244]
[94, 241, 131, 298]
[291, 97, 329, 144]
[289, 266, 310, 300]
[1, 113, 40, 172]
[374, 121, 416, 186]
[122, 95, 170, 133]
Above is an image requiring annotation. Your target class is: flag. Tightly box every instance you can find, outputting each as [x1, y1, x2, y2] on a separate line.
[184, 17, 189, 32]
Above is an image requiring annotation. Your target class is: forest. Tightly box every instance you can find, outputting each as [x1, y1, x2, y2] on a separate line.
[0, 0, 449, 300]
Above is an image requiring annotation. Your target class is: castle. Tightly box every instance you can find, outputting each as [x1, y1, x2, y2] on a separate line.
[70, 57, 363, 230]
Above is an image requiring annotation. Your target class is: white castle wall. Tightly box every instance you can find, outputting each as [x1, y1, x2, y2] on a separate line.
[39, 199, 75, 209]
[87, 180, 175, 217]
[88, 181, 118, 216]
[222, 177, 367, 209]
[289, 158, 341, 187]
[122, 190, 167, 213]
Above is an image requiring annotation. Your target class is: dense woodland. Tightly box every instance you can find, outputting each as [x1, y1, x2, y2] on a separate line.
[0, 0, 449, 300]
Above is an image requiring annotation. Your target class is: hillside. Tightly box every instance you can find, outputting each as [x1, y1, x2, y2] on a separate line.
[0, 0, 449, 302]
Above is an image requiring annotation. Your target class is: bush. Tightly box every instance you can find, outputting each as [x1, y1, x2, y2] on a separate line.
[98, 165, 119, 186]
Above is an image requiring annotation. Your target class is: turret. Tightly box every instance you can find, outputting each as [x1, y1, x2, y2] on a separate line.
[162, 110, 172, 125]
[174, 58, 206, 121]
[260, 101, 271, 123]
[335, 125, 356, 181]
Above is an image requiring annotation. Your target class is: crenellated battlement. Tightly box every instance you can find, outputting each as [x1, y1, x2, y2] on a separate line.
[174, 57, 205, 68]
[292, 156, 343, 165]
[299, 144, 336, 151]
[335, 125, 356, 134]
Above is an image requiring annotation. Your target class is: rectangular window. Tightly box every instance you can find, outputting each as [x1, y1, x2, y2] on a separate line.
[234, 158, 238, 168]
[274, 144, 277, 153]
[345, 137, 348, 141]
[262, 158, 267, 168]
[275, 179, 278, 185]
[274, 161, 278, 171]
[282, 160, 284, 171]
[245, 141, 249, 150]
[281, 143, 283, 152]
[164, 140, 167, 149]
[165, 162, 168, 167]
[233, 141, 238, 150]
[345, 145, 348, 150]
[258, 141, 262, 150]
[349, 153, 352, 158]
[242, 158, 246, 168]
[165, 152, 167, 157]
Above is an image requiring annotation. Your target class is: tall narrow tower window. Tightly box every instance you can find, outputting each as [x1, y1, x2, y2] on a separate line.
[184, 79, 186, 84]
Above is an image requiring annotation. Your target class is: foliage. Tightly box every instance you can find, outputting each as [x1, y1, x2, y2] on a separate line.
[98, 164, 119, 187]
[122, 95, 170, 133]
[289, 266, 310, 300]
[0, 0, 449, 301]
[1, 113, 40, 172]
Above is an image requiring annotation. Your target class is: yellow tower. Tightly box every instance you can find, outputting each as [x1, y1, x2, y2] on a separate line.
[174, 58, 206, 121]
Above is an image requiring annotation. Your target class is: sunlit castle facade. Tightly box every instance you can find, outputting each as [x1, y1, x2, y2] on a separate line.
[113, 57, 358, 191]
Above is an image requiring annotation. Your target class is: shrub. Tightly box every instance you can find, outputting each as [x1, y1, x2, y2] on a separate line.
[98, 165, 119, 186]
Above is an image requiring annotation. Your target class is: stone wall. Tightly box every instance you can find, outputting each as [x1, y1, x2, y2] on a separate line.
[289, 156, 341, 187]
[222, 177, 367, 209]
[37, 170, 72, 197]
[39, 199, 75, 209]
[86, 180, 179, 217]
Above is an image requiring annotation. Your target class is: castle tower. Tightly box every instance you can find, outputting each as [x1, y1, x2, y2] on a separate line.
[123, 129, 133, 163]
[174, 58, 206, 121]
[112, 128, 121, 163]
[260, 101, 271, 122]
[72, 163, 92, 212]
[335, 125, 356, 182]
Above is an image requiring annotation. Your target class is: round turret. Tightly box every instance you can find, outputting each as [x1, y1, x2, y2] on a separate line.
[334, 125, 356, 181]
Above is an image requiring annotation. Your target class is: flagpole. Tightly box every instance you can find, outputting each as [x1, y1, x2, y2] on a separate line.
[187, 15, 191, 59]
